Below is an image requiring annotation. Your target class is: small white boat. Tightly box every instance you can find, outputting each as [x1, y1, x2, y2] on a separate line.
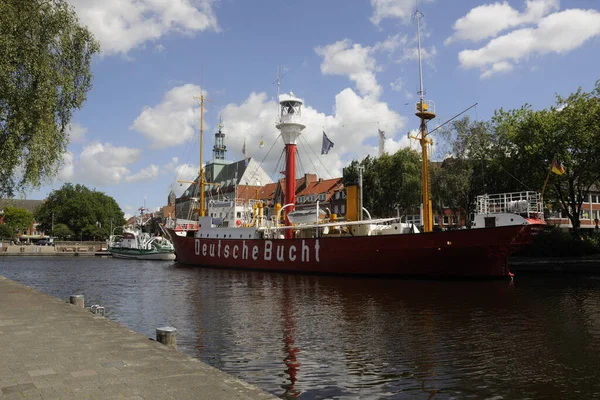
[108, 229, 176, 260]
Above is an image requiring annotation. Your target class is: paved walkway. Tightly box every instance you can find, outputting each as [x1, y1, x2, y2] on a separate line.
[0, 276, 277, 400]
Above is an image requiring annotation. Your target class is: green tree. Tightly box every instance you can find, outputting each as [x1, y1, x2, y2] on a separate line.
[343, 149, 421, 218]
[52, 223, 73, 239]
[492, 81, 600, 233]
[0, 0, 99, 197]
[2, 207, 33, 236]
[433, 117, 498, 227]
[34, 183, 125, 240]
[82, 223, 104, 241]
[0, 224, 13, 239]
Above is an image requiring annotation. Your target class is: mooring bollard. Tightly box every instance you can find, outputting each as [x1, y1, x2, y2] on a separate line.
[156, 326, 177, 349]
[69, 294, 84, 308]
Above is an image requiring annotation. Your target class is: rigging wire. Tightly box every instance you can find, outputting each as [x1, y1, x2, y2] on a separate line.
[272, 148, 285, 182]
[243, 133, 282, 187]
[297, 150, 306, 181]
[297, 137, 322, 179]
[299, 135, 333, 179]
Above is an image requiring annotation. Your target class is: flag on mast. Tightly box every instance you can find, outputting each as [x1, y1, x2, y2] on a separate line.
[321, 131, 334, 155]
[551, 159, 565, 175]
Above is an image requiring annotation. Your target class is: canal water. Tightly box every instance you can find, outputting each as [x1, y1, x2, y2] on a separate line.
[1, 257, 599, 399]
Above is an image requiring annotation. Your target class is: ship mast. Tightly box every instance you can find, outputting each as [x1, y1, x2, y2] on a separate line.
[195, 92, 211, 217]
[276, 93, 306, 239]
[410, 9, 436, 233]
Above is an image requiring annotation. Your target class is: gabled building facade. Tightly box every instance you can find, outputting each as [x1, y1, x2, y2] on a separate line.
[176, 125, 273, 219]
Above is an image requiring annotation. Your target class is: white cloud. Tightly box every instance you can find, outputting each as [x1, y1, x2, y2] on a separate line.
[131, 84, 203, 148]
[67, 0, 219, 55]
[315, 39, 381, 97]
[164, 157, 180, 171]
[370, 0, 429, 25]
[390, 77, 404, 92]
[457, 8, 600, 78]
[67, 122, 87, 143]
[163, 157, 199, 196]
[125, 164, 159, 183]
[373, 34, 407, 52]
[57, 152, 74, 182]
[56, 142, 158, 186]
[315, 35, 434, 98]
[173, 163, 200, 196]
[397, 45, 437, 62]
[446, 0, 559, 44]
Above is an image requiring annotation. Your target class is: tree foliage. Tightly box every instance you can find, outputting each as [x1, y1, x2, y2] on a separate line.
[0, 223, 14, 239]
[2, 207, 33, 234]
[343, 149, 421, 218]
[52, 223, 72, 239]
[0, 0, 99, 197]
[34, 183, 125, 240]
[433, 117, 496, 226]
[492, 81, 600, 233]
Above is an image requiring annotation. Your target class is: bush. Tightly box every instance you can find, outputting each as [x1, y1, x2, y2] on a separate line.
[515, 226, 600, 257]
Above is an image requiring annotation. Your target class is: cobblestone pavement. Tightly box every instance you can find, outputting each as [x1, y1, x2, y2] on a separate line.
[0, 276, 277, 400]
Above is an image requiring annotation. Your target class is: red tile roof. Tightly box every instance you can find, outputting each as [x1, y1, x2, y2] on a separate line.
[296, 178, 343, 201]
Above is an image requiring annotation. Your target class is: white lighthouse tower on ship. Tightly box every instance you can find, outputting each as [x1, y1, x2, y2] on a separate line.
[276, 93, 306, 239]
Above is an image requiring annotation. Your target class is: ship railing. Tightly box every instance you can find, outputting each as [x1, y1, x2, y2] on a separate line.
[172, 218, 199, 231]
[476, 191, 543, 218]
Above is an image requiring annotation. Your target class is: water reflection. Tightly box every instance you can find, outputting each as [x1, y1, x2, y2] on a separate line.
[1, 257, 599, 399]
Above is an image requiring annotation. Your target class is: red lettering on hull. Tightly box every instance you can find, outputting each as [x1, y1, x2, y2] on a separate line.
[167, 224, 543, 278]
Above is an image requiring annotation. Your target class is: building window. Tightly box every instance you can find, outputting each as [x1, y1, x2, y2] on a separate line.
[548, 210, 561, 219]
[443, 215, 449, 225]
[451, 215, 458, 225]
[342, 191, 346, 199]
[334, 205, 339, 214]
[592, 210, 600, 219]
[319, 193, 326, 201]
[341, 205, 345, 214]
[434, 216, 440, 224]
[581, 210, 590, 220]
[237, 212, 241, 218]
[335, 192, 340, 200]
[591, 194, 599, 204]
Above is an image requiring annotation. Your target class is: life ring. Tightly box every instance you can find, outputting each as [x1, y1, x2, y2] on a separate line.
[236, 219, 242, 226]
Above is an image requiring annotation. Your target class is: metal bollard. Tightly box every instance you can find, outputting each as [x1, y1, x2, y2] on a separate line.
[156, 327, 177, 349]
[69, 294, 84, 308]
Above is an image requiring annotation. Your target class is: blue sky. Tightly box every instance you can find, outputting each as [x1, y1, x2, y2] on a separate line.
[25, 0, 600, 218]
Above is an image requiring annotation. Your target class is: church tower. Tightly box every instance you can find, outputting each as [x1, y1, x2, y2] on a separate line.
[213, 116, 227, 161]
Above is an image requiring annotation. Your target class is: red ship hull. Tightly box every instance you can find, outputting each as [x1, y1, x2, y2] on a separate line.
[166, 223, 544, 278]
